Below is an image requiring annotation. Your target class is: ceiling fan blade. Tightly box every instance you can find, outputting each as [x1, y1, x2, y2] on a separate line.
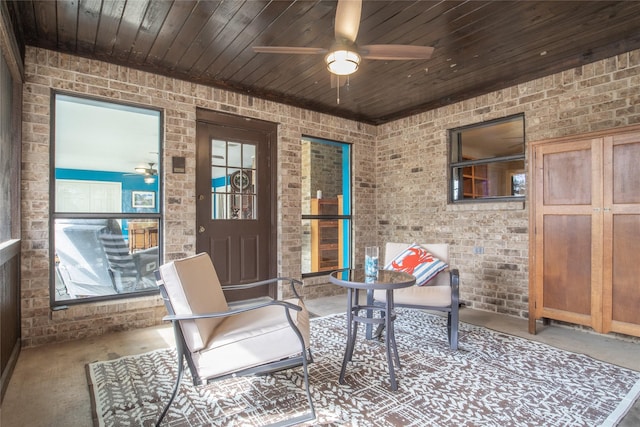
[335, 0, 362, 43]
[252, 46, 327, 55]
[359, 44, 434, 60]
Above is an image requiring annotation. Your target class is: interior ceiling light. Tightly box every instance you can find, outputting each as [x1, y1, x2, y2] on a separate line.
[133, 162, 157, 182]
[325, 49, 360, 75]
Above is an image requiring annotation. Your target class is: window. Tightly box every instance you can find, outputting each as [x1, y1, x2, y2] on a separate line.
[449, 114, 525, 202]
[0, 53, 16, 241]
[210, 139, 256, 219]
[301, 137, 351, 276]
[51, 93, 162, 306]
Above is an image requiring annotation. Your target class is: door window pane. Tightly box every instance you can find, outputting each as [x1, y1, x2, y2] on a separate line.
[211, 139, 256, 220]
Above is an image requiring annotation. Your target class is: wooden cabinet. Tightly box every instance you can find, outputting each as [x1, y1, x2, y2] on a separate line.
[128, 221, 158, 252]
[462, 161, 488, 198]
[311, 197, 343, 272]
[529, 125, 640, 337]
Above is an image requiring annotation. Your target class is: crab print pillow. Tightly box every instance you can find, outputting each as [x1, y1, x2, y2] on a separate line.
[385, 243, 448, 286]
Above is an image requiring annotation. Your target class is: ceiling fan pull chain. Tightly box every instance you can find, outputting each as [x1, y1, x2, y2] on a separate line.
[337, 78, 340, 104]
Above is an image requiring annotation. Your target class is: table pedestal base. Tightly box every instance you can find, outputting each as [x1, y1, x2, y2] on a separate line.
[339, 287, 401, 391]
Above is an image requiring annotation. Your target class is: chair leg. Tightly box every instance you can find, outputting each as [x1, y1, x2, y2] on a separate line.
[449, 308, 459, 351]
[283, 309, 316, 426]
[298, 342, 316, 425]
[156, 328, 186, 427]
[373, 323, 385, 339]
[374, 310, 386, 339]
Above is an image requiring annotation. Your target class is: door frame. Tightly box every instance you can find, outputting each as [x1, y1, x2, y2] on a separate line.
[195, 108, 278, 289]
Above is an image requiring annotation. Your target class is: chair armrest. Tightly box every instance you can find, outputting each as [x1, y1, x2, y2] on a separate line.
[224, 277, 304, 299]
[162, 299, 302, 322]
[134, 246, 159, 256]
[132, 248, 159, 276]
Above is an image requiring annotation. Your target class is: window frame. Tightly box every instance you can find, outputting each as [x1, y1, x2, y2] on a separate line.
[49, 91, 163, 307]
[300, 136, 352, 278]
[449, 114, 526, 203]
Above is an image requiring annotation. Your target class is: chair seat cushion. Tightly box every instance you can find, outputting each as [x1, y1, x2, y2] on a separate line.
[194, 298, 309, 380]
[373, 281, 452, 307]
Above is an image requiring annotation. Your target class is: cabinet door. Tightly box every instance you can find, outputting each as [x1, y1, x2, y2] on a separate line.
[602, 132, 640, 336]
[532, 138, 603, 332]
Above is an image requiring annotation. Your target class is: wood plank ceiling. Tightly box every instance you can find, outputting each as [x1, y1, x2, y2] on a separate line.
[7, 0, 640, 125]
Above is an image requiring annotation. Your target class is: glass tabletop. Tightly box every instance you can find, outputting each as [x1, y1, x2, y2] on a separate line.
[329, 269, 416, 290]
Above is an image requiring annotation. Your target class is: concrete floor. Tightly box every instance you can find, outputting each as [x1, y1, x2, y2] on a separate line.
[1, 293, 639, 426]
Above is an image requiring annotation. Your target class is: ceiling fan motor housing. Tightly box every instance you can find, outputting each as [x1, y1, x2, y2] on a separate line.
[326, 41, 361, 75]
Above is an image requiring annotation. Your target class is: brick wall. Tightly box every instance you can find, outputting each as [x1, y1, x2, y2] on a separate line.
[20, 46, 639, 346]
[21, 47, 376, 347]
[376, 49, 640, 317]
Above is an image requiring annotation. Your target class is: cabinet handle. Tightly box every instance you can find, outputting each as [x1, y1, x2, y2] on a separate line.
[593, 208, 601, 212]
[603, 207, 611, 212]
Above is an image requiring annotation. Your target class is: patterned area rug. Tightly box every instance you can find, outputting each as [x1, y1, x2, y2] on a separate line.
[87, 310, 640, 426]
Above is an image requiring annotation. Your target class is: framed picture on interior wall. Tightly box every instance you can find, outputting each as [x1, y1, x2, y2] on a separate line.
[132, 191, 155, 208]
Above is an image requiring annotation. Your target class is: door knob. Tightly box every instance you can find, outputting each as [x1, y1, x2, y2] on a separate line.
[198, 194, 204, 201]
[198, 226, 205, 233]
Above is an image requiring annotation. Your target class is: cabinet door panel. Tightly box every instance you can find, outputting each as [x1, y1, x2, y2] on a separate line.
[543, 215, 592, 315]
[612, 141, 640, 204]
[543, 149, 592, 205]
[611, 215, 640, 325]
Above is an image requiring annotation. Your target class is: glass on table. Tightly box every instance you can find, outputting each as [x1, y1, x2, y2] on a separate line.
[365, 246, 379, 278]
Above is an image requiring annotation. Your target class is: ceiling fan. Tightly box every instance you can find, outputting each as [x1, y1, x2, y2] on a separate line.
[133, 162, 157, 183]
[252, 0, 434, 95]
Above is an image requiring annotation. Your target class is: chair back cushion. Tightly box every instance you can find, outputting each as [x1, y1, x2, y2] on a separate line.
[385, 243, 450, 287]
[159, 253, 229, 352]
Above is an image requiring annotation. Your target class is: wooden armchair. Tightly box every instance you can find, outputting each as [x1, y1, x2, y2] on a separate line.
[373, 243, 460, 350]
[155, 253, 315, 426]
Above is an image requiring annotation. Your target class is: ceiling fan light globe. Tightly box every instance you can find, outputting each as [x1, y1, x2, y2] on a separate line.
[135, 167, 147, 173]
[326, 50, 360, 75]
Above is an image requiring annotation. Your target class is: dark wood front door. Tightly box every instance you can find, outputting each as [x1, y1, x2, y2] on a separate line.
[196, 111, 277, 301]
